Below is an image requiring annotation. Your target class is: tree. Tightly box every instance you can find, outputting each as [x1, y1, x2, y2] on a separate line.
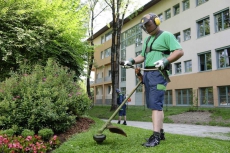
[0, 0, 89, 81]
[84, 0, 108, 99]
[104, 0, 130, 111]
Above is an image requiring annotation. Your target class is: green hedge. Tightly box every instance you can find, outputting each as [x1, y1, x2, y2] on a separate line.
[0, 59, 91, 134]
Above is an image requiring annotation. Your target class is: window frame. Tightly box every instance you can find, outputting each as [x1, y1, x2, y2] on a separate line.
[196, 0, 209, 6]
[214, 8, 230, 32]
[173, 4, 180, 16]
[158, 13, 163, 22]
[216, 46, 230, 69]
[196, 16, 210, 38]
[200, 87, 213, 106]
[182, 0, 190, 11]
[198, 51, 212, 72]
[184, 60, 192, 72]
[175, 62, 182, 74]
[174, 32, 181, 42]
[101, 51, 104, 59]
[164, 90, 173, 105]
[165, 9, 171, 20]
[183, 28, 191, 41]
[176, 89, 193, 105]
[218, 86, 230, 106]
[105, 31, 112, 41]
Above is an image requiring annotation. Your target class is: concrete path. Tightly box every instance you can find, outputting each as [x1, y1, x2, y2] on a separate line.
[103, 120, 230, 140]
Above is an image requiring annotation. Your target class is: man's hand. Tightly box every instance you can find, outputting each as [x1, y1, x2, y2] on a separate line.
[154, 58, 169, 70]
[121, 60, 132, 69]
[122, 58, 135, 69]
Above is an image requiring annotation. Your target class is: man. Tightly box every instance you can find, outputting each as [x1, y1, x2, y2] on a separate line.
[116, 89, 127, 125]
[123, 13, 184, 147]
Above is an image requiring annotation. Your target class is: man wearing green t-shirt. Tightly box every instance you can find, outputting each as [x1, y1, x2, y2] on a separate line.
[123, 13, 184, 147]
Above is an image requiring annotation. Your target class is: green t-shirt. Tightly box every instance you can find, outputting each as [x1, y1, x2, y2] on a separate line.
[140, 31, 182, 67]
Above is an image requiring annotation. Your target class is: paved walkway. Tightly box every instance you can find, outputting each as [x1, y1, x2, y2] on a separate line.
[103, 120, 230, 140]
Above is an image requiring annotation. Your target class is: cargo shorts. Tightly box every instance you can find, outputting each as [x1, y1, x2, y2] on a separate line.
[143, 70, 167, 110]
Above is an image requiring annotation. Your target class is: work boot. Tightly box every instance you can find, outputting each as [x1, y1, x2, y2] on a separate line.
[117, 121, 120, 124]
[142, 135, 160, 147]
[123, 121, 127, 125]
[160, 132, 165, 140]
[145, 132, 165, 141]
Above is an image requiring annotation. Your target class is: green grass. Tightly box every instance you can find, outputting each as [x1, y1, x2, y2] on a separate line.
[53, 118, 230, 153]
[86, 105, 230, 126]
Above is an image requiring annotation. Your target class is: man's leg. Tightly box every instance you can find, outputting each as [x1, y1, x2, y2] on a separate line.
[118, 116, 121, 124]
[152, 110, 163, 132]
[123, 115, 127, 125]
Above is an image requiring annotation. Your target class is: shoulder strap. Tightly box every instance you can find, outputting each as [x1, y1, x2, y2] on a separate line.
[144, 30, 164, 59]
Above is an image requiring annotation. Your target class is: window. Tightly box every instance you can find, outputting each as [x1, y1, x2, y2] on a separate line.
[104, 48, 111, 58]
[121, 24, 142, 56]
[174, 32, 180, 42]
[108, 70, 111, 77]
[165, 9, 171, 20]
[135, 33, 142, 47]
[164, 90, 173, 105]
[105, 31, 112, 41]
[101, 35, 105, 44]
[173, 4, 180, 16]
[218, 86, 230, 106]
[121, 48, 126, 61]
[176, 89, 193, 105]
[200, 87, 213, 105]
[96, 87, 99, 95]
[183, 28, 191, 41]
[198, 52, 212, 71]
[121, 67, 126, 81]
[216, 47, 230, 68]
[168, 64, 172, 75]
[121, 87, 126, 95]
[197, 0, 209, 6]
[175, 62, 181, 74]
[185, 60, 192, 72]
[158, 13, 163, 22]
[197, 17, 210, 38]
[214, 8, 230, 32]
[183, 0, 190, 11]
[108, 86, 112, 94]
[136, 51, 143, 68]
[101, 51, 104, 59]
[96, 73, 99, 79]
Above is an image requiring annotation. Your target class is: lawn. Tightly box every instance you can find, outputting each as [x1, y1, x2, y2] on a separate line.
[53, 118, 230, 153]
[86, 105, 230, 126]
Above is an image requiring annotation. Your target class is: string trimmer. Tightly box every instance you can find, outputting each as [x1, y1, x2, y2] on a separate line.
[93, 81, 142, 144]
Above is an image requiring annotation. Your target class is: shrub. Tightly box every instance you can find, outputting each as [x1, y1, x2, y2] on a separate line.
[0, 59, 91, 134]
[0, 129, 15, 137]
[21, 129, 35, 138]
[38, 128, 54, 141]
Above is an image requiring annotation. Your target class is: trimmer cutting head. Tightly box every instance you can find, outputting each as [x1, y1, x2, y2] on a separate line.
[93, 124, 127, 144]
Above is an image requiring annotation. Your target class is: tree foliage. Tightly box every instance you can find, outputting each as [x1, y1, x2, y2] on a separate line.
[0, 0, 90, 81]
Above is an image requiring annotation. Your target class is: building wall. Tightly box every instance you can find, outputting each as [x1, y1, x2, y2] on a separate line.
[91, 0, 230, 107]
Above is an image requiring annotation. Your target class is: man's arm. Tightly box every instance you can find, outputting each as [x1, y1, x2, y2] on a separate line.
[167, 49, 184, 63]
[133, 55, 145, 64]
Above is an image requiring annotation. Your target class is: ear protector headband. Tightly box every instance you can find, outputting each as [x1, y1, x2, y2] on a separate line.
[140, 13, 161, 32]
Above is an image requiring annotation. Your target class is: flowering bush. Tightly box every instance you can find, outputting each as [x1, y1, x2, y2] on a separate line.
[0, 59, 91, 134]
[0, 134, 60, 153]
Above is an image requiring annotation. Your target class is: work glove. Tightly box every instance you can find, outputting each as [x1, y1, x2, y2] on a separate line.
[122, 58, 135, 69]
[154, 58, 169, 70]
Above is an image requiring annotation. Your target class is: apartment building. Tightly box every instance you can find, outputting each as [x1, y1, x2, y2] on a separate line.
[90, 0, 230, 107]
